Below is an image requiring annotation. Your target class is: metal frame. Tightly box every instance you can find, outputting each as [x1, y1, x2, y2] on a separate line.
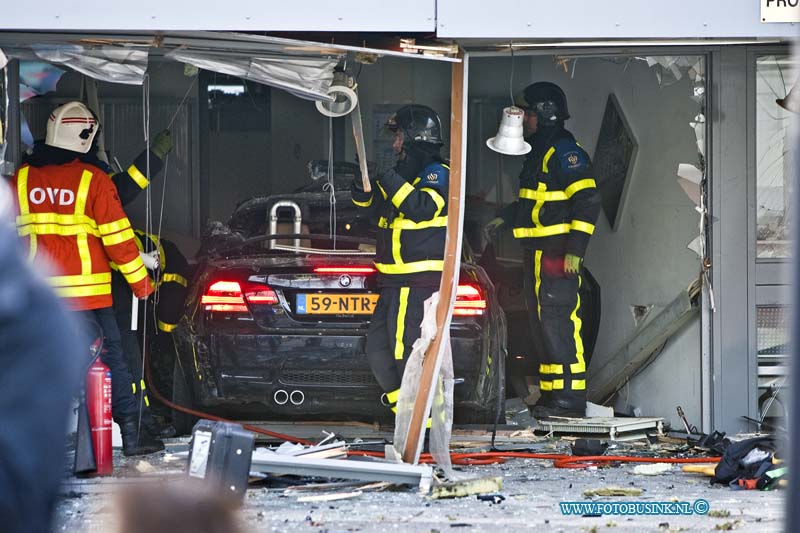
[249, 454, 433, 491]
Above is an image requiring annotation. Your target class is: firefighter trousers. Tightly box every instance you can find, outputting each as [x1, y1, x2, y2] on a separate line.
[523, 248, 588, 408]
[111, 273, 154, 423]
[78, 307, 140, 423]
[365, 286, 436, 396]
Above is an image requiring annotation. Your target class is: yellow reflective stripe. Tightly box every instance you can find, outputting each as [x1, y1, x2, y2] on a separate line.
[391, 226, 403, 264]
[571, 220, 595, 235]
[564, 179, 597, 198]
[162, 273, 188, 287]
[540, 380, 553, 391]
[572, 380, 586, 390]
[394, 287, 410, 360]
[17, 223, 101, 237]
[513, 224, 572, 238]
[128, 164, 149, 189]
[17, 212, 98, 229]
[144, 396, 150, 407]
[28, 235, 37, 263]
[539, 364, 564, 375]
[117, 256, 146, 275]
[74, 170, 93, 216]
[102, 228, 136, 246]
[386, 388, 401, 404]
[542, 146, 556, 173]
[132, 382, 137, 394]
[519, 188, 567, 201]
[352, 196, 373, 208]
[391, 182, 415, 209]
[534, 250, 542, 319]
[98, 218, 131, 235]
[17, 166, 30, 215]
[48, 272, 111, 287]
[158, 320, 177, 332]
[569, 276, 586, 374]
[376, 181, 388, 200]
[390, 216, 447, 230]
[551, 379, 565, 390]
[77, 233, 92, 275]
[378, 217, 390, 229]
[531, 183, 546, 227]
[420, 187, 446, 215]
[124, 264, 149, 284]
[374, 260, 444, 275]
[140, 379, 146, 390]
[54, 284, 112, 298]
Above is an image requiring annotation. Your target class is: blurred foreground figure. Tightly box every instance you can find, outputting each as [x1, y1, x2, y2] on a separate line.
[117, 481, 243, 533]
[0, 182, 83, 533]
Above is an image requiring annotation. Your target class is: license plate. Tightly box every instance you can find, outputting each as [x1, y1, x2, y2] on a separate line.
[297, 293, 379, 315]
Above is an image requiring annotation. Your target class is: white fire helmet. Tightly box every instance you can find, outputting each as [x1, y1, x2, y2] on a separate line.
[45, 101, 99, 154]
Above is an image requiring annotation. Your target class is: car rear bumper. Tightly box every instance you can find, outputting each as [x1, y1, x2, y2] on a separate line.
[183, 328, 492, 418]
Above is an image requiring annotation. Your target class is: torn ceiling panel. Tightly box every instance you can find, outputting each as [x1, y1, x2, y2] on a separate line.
[165, 50, 336, 101]
[31, 44, 148, 85]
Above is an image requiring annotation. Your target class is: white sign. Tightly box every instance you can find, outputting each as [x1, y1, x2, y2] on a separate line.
[762, 0, 800, 23]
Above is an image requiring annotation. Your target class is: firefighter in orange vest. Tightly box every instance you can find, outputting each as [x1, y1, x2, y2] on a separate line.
[11, 101, 164, 456]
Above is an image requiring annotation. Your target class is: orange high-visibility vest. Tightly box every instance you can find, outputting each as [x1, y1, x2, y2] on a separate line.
[12, 160, 153, 310]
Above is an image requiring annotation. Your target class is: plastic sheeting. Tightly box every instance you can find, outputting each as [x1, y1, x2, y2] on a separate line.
[165, 50, 336, 102]
[391, 292, 455, 478]
[32, 44, 147, 85]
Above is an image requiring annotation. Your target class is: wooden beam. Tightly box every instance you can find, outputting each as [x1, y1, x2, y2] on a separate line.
[402, 52, 467, 464]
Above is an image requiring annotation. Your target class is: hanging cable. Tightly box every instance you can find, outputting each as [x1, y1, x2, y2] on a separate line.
[324, 113, 337, 248]
[508, 42, 516, 107]
[136, 73, 152, 438]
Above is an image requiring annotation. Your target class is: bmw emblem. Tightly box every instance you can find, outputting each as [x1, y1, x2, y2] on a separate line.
[339, 274, 352, 287]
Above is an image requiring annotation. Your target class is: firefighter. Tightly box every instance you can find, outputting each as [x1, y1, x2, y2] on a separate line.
[351, 104, 448, 415]
[11, 101, 164, 455]
[485, 82, 601, 419]
[110, 228, 190, 438]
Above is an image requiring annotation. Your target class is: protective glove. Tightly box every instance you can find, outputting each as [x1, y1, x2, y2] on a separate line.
[483, 217, 505, 242]
[151, 129, 174, 160]
[564, 253, 583, 278]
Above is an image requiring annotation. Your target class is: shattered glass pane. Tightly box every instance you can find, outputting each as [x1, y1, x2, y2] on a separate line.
[756, 55, 797, 259]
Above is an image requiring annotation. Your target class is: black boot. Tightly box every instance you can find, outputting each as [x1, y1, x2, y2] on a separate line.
[120, 418, 165, 456]
[531, 396, 586, 420]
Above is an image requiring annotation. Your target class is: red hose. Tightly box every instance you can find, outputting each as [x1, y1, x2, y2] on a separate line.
[347, 450, 720, 468]
[144, 354, 721, 465]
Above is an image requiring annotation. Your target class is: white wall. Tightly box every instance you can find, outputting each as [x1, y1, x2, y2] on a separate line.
[468, 55, 704, 427]
[438, 0, 798, 38]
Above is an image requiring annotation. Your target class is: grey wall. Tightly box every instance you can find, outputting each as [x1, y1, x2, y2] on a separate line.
[343, 57, 452, 166]
[468, 55, 704, 428]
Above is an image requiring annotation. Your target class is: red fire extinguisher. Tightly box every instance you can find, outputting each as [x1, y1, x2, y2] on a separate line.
[86, 360, 113, 476]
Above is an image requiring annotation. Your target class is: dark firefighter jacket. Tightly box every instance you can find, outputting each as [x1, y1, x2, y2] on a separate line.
[100, 146, 187, 332]
[499, 127, 601, 258]
[352, 162, 449, 287]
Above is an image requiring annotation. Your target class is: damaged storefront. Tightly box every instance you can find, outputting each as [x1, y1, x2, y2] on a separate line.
[0, 1, 796, 529]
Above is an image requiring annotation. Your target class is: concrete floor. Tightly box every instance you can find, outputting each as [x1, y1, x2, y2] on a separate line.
[53, 437, 786, 532]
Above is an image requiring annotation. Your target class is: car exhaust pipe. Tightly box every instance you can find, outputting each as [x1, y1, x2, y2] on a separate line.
[290, 390, 305, 406]
[273, 389, 289, 405]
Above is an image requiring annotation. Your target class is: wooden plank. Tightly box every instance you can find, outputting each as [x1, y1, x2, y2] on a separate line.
[402, 52, 467, 464]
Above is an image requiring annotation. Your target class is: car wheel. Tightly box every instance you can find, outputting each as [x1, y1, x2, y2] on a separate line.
[172, 360, 197, 436]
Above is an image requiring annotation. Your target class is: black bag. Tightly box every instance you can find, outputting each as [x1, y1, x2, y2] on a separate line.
[187, 420, 255, 504]
[712, 436, 778, 485]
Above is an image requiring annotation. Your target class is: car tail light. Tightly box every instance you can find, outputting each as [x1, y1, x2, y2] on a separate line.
[313, 266, 376, 274]
[201, 280, 278, 312]
[454, 283, 487, 316]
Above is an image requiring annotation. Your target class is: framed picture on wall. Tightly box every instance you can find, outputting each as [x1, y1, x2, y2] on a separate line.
[592, 94, 638, 231]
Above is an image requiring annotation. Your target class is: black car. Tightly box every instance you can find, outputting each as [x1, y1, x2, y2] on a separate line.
[167, 184, 507, 432]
